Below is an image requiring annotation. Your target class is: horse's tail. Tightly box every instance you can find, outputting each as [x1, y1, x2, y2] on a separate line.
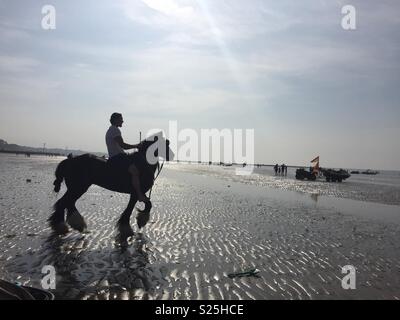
[53, 154, 72, 192]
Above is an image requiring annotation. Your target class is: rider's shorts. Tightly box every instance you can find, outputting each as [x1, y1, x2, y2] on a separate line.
[107, 153, 132, 171]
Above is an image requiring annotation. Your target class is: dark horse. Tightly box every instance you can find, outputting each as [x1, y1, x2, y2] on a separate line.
[48, 134, 174, 243]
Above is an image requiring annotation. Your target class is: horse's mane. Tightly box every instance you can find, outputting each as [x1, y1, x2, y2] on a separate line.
[136, 133, 164, 155]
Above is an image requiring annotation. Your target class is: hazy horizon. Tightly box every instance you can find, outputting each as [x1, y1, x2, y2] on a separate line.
[0, 137, 397, 172]
[1, 0, 399, 170]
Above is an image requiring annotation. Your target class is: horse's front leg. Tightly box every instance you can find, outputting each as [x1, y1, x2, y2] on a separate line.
[116, 194, 137, 243]
[66, 205, 87, 233]
[49, 191, 71, 235]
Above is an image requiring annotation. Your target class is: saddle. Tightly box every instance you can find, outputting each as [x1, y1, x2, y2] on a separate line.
[106, 152, 143, 175]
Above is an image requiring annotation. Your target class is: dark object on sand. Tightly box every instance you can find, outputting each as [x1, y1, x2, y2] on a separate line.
[321, 168, 351, 182]
[362, 169, 379, 175]
[26, 179, 31, 183]
[295, 168, 317, 181]
[0, 279, 54, 300]
[228, 268, 260, 279]
[5, 234, 17, 239]
[48, 134, 174, 244]
[27, 233, 38, 237]
[296, 168, 350, 182]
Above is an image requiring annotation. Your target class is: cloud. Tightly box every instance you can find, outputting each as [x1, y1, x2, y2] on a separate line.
[140, 0, 195, 21]
[0, 0, 399, 167]
[0, 55, 40, 73]
[118, 0, 195, 29]
[119, 0, 298, 44]
[109, 44, 265, 117]
[0, 24, 31, 42]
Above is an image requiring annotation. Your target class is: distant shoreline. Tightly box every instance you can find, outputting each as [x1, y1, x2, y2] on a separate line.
[0, 151, 393, 172]
[0, 149, 64, 157]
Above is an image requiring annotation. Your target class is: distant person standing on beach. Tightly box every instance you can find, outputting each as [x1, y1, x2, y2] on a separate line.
[274, 164, 279, 175]
[105, 112, 149, 203]
[281, 164, 287, 176]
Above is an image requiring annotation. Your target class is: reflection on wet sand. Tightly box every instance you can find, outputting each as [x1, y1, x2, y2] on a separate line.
[7, 232, 166, 300]
[310, 193, 319, 203]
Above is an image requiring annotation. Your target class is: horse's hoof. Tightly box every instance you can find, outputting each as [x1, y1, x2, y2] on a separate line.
[117, 225, 134, 243]
[115, 235, 128, 247]
[53, 222, 70, 235]
[136, 211, 150, 229]
[67, 211, 87, 232]
[115, 233, 131, 246]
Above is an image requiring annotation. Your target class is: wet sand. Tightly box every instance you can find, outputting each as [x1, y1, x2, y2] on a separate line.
[171, 164, 400, 206]
[1, 154, 400, 299]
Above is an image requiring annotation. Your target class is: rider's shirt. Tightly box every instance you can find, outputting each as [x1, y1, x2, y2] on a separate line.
[105, 125, 125, 158]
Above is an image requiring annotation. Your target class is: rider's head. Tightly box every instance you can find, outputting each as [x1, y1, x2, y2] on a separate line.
[110, 113, 123, 127]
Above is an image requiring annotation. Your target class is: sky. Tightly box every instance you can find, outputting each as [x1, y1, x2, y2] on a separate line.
[0, 0, 399, 169]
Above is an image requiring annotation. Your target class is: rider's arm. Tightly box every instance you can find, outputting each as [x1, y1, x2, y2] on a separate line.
[114, 136, 140, 150]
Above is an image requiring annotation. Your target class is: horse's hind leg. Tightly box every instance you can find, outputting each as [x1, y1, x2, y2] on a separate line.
[66, 188, 89, 233]
[116, 194, 137, 243]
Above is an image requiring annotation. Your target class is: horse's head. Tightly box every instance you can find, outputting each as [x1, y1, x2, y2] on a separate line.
[138, 132, 174, 164]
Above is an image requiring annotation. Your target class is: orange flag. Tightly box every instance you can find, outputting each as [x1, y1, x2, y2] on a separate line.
[311, 156, 319, 163]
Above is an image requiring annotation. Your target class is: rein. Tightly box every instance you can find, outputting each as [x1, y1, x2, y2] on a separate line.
[148, 160, 164, 200]
[137, 139, 166, 201]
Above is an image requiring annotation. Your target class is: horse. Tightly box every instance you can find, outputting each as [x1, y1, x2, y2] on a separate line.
[48, 133, 174, 243]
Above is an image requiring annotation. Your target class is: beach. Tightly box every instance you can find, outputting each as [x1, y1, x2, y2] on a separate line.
[0, 154, 400, 299]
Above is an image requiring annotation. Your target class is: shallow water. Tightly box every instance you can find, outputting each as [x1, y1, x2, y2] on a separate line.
[170, 163, 400, 206]
[1, 154, 400, 299]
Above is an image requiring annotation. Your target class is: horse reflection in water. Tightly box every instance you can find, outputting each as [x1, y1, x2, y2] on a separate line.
[38, 232, 166, 299]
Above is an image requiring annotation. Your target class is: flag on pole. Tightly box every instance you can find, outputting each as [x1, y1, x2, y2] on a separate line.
[311, 156, 320, 174]
[311, 156, 319, 163]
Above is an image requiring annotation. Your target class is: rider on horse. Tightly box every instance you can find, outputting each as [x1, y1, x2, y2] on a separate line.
[105, 112, 149, 203]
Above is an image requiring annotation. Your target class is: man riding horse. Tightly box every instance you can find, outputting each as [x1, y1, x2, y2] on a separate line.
[48, 116, 174, 243]
[106, 112, 149, 203]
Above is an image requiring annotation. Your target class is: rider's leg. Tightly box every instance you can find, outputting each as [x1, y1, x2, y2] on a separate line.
[128, 164, 149, 203]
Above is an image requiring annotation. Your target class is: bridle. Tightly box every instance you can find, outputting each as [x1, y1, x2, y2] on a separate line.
[137, 138, 167, 200]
